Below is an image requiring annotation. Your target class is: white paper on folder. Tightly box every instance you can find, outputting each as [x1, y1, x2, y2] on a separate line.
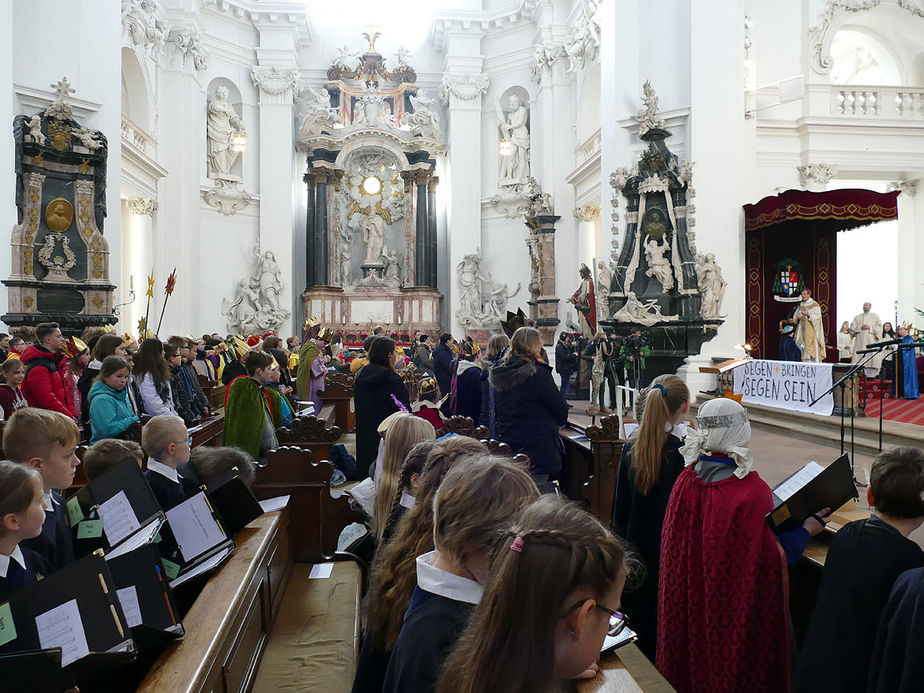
[774, 461, 825, 503]
[259, 495, 290, 514]
[165, 492, 227, 562]
[115, 586, 143, 628]
[98, 490, 141, 547]
[35, 598, 90, 667]
[104, 518, 162, 560]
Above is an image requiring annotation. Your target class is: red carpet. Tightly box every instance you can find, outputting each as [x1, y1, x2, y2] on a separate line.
[864, 395, 924, 425]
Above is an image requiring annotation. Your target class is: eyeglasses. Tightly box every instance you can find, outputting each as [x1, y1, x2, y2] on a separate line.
[563, 599, 627, 637]
[155, 437, 192, 461]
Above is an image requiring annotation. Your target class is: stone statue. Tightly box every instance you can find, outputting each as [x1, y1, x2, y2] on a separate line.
[644, 235, 674, 292]
[696, 253, 726, 320]
[456, 249, 520, 328]
[570, 263, 596, 337]
[221, 245, 290, 333]
[121, 0, 167, 60]
[596, 260, 613, 319]
[358, 84, 391, 127]
[26, 115, 45, 145]
[406, 90, 441, 139]
[207, 85, 245, 178]
[361, 214, 386, 265]
[497, 94, 530, 186]
[383, 249, 401, 287]
[396, 46, 412, 66]
[73, 126, 103, 150]
[613, 291, 678, 327]
[337, 233, 353, 286]
[332, 44, 361, 67]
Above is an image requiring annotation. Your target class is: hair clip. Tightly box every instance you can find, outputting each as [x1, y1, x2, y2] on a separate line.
[510, 536, 525, 553]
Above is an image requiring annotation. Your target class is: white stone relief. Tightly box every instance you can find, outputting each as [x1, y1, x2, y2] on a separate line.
[636, 80, 666, 136]
[798, 163, 837, 191]
[73, 126, 104, 150]
[696, 253, 726, 320]
[203, 178, 252, 215]
[888, 179, 920, 196]
[438, 73, 489, 105]
[574, 206, 601, 223]
[251, 65, 301, 100]
[37, 235, 78, 282]
[221, 246, 291, 333]
[167, 28, 208, 72]
[405, 90, 442, 140]
[644, 235, 674, 292]
[456, 249, 521, 328]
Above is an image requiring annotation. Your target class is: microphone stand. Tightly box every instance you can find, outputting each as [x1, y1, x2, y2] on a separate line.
[811, 348, 880, 485]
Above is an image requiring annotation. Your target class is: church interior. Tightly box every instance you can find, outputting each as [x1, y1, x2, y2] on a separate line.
[1, 0, 924, 690]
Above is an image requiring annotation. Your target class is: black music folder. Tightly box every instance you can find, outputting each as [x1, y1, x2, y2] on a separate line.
[162, 491, 235, 587]
[204, 471, 263, 534]
[766, 454, 859, 534]
[68, 457, 165, 558]
[106, 544, 184, 650]
[0, 553, 134, 685]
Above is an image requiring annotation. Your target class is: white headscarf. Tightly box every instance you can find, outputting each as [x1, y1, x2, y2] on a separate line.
[679, 398, 753, 478]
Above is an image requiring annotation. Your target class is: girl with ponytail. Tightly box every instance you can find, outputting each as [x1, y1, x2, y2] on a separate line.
[437, 495, 627, 693]
[611, 373, 689, 658]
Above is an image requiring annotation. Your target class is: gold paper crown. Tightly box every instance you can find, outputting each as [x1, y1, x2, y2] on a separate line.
[62, 337, 88, 359]
[304, 316, 320, 329]
[100, 324, 116, 334]
[317, 326, 333, 342]
[500, 308, 528, 338]
[122, 332, 134, 344]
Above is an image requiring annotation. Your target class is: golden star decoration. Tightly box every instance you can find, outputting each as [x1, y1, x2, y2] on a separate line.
[721, 389, 744, 403]
[146, 271, 155, 298]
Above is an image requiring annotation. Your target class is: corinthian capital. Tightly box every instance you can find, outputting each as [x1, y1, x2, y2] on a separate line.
[798, 163, 837, 191]
[574, 206, 601, 222]
[126, 197, 158, 216]
[438, 73, 489, 106]
[251, 65, 301, 104]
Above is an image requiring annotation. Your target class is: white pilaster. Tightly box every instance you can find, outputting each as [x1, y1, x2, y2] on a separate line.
[441, 31, 487, 336]
[896, 181, 922, 326]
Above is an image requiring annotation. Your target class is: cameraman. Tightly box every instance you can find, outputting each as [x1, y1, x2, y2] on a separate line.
[603, 333, 624, 411]
[555, 332, 577, 401]
[620, 327, 651, 390]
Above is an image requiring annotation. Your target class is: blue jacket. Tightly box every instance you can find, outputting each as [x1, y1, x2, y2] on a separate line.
[88, 380, 140, 443]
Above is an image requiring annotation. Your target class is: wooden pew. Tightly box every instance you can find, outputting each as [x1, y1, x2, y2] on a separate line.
[252, 447, 363, 563]
[197, 373, 227, 411]
[189, 411, 225, 448]
[584, 415, 626, 526]
[440, 415, 488, 439]
[574, 643, 675, 692]
[321, 372, 354, 432]
[137, 510, 291, 693]
[274, 411, 343, 462]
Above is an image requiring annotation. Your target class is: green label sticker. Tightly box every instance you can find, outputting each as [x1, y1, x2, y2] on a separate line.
[77, 520, 104, 539]
[153, 532, 162, 544]
[161, 559, 180, 581]
[0, 602, 17, 647]
[66, 496, 84, 527]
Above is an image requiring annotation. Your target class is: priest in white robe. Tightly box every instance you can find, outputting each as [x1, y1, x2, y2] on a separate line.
[850, 302, 883, 375]
[794, 288, 826, 362]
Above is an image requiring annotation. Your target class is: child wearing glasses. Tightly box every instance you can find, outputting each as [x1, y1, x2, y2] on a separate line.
[437, 494, 628, 693]
[141, 414, 191, 510]
[383, 455, 538, 693]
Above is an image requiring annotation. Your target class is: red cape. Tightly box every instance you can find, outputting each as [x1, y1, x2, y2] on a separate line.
[657, 466, 790, 693]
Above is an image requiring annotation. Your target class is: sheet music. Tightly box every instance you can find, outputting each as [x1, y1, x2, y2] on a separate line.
[169, 546, 233, 587]
[773, 462, 824, 503]
[104, 518, 162, 560]
[35, 598, 90, 668]
[601, 625, 638, 653]
[98, 490, 141, 547]
[165, 492, 227, 562]
[115, 586, 143, 628]
[347, 478, 375, 516]
[259, 495, 291, 514]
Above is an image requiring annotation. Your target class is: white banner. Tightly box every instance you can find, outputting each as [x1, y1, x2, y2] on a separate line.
[732, 359, 834, 416]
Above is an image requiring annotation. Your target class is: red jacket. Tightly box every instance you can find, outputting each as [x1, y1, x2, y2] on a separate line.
[21, 345, 77, 418]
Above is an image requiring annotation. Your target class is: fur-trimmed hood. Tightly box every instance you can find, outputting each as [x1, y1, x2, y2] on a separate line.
[489, 356, 544, 392]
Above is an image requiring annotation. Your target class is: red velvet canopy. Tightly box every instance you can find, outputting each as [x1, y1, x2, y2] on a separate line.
[744, 188, 899, 232]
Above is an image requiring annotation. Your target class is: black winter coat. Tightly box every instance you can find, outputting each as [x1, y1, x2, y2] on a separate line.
[555, 340, 576, 375]
[353, 363, 409, 478]
[432, 343, 454, 395]
[490, 356, 568, 475]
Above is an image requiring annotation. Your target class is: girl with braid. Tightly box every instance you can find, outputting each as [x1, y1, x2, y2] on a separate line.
[352, 435, 487, 693]
[438, 495, 628, 693]
[382, 456, 539, 692]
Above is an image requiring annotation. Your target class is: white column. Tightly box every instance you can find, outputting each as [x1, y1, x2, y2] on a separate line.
[896, 181, 922, 326]
[680, 0, 754, 393]
[123, 198, 156, 335]
[441, 35, 487, 336]
[251, 64, 299, 338]
[574, 206, 600, 269]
